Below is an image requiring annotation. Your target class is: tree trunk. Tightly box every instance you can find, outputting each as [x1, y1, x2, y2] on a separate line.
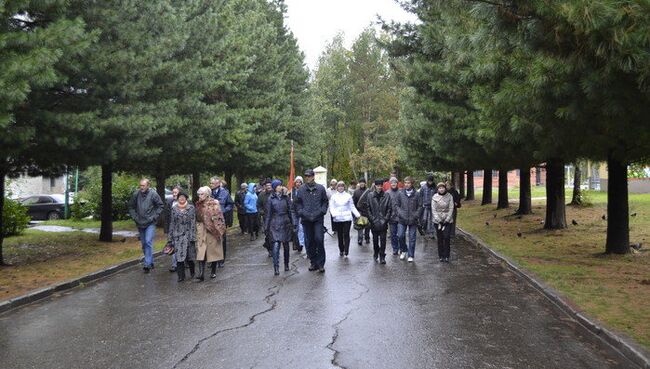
[450, 171, 457, 187]
[0, 167, 6, 265]
[465, 171, 475, 200]
[535, 166, 542, 186]
[544, 159, 567, 229]
[497, 170, 509, 209]
[191, 171, 200, 202]
[516, 167, 532, 215]
[570, 163, 582, 205]
[481, 169, 492, 205]
[224, 168, 233, 193]
[459, 170, 466, 198]
[99, 163, 113, 242]
[605, 152, 629, 254]
[155, 170, 166, 228]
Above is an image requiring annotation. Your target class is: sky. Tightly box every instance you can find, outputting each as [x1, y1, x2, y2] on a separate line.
[283, 0, 418, 71]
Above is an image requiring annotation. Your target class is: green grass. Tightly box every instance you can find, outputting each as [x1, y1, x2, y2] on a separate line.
[459, 190, 650, 349]
[38, 219, 136, 231]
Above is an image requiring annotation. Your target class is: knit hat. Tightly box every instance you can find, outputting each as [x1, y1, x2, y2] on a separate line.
[389, 177, 398, 184]
[374, 179, 384, 186]
[294, 176, 303, 183]
[271, 179, 283, 190]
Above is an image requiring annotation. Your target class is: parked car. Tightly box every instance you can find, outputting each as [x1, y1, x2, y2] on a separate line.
[19, 194, 70, 220]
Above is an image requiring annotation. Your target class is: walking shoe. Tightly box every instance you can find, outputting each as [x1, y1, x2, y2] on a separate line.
[344, 254, 348, 258]
[318, 267, 325, 273]
[169, 267, 176, 273]
[393, 251, 399, 256]
[373, 254, 379, 262]
[210, 273, 217, 279]
[308, 265, 318, 271]
[439, 258, 444, 262]
[399, 252, 406, 260]
[284, 265, 290, 272]
[365, 239, 370, 244]
[339, 252, 344, 256]
[444, 257, 450, 263]
[407, 257, 414, 262]
[380, 257, 386, 264]
[358, 240, 362, 246]
[143, 266, 150, 274]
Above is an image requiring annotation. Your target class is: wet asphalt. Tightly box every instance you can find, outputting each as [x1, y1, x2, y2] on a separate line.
[0, 221, 640, 369]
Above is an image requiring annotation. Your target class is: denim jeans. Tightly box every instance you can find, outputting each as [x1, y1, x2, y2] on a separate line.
[138, 224, 156, 268]
[389, 223, 399, 253]
[170, 253, 177, 269]
[397, 223, 417, 257]
[303, 218, 325, 268]
[297, 221, 305, 247]
[272, 241, 290, 269]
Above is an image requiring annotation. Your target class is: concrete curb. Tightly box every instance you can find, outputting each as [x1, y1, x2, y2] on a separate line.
[458, 227, 650, 369]
[0, 251, 164, 315]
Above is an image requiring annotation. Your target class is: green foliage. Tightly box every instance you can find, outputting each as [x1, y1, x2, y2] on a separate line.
[72, 168, 138, 221]
[629, 163, 650, 179]
[2, 198, 30, 237]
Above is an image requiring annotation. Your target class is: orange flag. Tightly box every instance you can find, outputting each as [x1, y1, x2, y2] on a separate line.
[288, 140, 295, 191]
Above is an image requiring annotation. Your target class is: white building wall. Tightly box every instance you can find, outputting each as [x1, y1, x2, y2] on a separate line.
[5, 174, 65, 198]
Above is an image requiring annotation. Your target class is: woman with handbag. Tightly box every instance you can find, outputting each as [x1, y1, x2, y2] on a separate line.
[195, 186, 226, 281]
[167, 192, 197, 282]
[264, 179, 297, 275]
[329, 181, 361, 257]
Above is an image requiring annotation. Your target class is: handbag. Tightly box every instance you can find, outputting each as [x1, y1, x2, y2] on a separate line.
[353, 216, 369, 230]
[163, 242, 175, 255]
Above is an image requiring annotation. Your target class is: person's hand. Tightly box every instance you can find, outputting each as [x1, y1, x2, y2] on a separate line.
[441, 225, 446, 231]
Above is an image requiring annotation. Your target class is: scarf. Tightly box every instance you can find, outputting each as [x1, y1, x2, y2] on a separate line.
[195, 197, 226, 239]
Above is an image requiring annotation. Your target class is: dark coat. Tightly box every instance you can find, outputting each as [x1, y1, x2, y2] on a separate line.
[211, 187, 234, 213]
[234, 190, 247, 214]
[353, 187, 371, 217]
[257, 190, 272, 216]
[366, 190, 392, 232]
[386, 188, 401, 224]
[449, 188, 462, 209]
[294, 182, 329, 222]
[395, 188, 423, 226]
[128, 189, 164, 229]
[264, 193, 296, 242]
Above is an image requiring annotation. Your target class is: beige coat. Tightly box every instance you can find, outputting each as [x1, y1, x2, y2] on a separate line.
[196, 222, 224, 262]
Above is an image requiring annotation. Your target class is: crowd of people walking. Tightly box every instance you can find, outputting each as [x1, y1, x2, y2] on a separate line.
[127, 170, 461, 280]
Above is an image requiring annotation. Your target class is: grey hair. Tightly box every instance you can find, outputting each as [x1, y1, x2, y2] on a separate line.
[210, 176, 220, 182]
[336, 181, 345, 188]
[197, 186, 212, 197]
[140, 178, 151, 185]
[330, 179, 338, 184]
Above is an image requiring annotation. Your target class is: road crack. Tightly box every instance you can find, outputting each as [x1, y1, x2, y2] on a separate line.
[172, 254, 301, 369]
[326, 278, 370, 369]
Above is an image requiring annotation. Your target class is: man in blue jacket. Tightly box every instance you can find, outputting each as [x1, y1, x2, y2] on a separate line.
[294, 169, 329, 273]
[210, 177, 234, 268]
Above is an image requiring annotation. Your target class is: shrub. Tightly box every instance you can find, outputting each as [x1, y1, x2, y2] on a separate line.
[2, 198, 30, 237]
[72, 167, 139, 221]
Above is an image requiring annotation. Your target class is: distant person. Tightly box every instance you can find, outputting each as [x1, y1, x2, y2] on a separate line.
[257, 180, 273, 255]
[290, 176, 305, 253]
[167, 192, 196, 281]
[244, 182, 260, 242]
[395, 176, 423, 262]
[195, 186, 226, 281]
[432, 183, 455, 263]
[386, 177, 401, 255]
[329, 181, 360, 257]
[326, 179, 338, 232]
[448, 182, 462, 238]
[264, 180, 296, 275]
[128, 178, 164, 273]
[294, 169, 329, 273]
[210, 177, 234, 268]
[165, 185, 181, 272]
[347, 180, 358, 195]
[365, 179, 392, 264]
[420, 175, 436, 237]
[234, 183, 249, 234]
[352, 178, 371, 245]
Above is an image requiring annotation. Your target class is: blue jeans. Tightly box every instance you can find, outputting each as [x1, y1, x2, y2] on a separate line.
[138, 224, 156, 268]
[171, 253, 177, 269]
[297, 219, 305, 247]
[303, 218, 325, 268]
[389, 223, 399, 253]
[398, 223, 417, 257]
[272, 241, 290, 269]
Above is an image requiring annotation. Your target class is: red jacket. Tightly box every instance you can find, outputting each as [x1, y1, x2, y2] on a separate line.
[382, 181, 404, 192]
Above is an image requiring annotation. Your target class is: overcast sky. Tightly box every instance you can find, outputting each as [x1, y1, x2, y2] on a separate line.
[283, 0, 418, 71]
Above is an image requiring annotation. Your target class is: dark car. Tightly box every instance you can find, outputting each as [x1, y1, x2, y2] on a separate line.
[20, 194, 67, 220]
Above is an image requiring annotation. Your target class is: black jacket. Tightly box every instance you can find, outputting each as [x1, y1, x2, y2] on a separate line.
[366, 190, 392, 232]
[234, 190, 247, 213]
[449, 188, 462, 209]
[294, 182, 329, 222]
[353, 187, 371, 217]
[264, 193, 297, 242]
[395, 188, 423, 226]
[386, 187, 401, 224]
[128, 189, 164, 229]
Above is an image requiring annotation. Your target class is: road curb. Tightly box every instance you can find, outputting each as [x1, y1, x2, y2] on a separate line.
[458, 227, 650, 369]
[0, 251, 164, 315]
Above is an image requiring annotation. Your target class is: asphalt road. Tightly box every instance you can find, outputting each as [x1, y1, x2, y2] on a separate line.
[0, 222, 639, 369]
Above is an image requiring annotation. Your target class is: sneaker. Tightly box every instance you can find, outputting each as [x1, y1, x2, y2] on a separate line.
[439, 258, 444, 262]
[399, 252, 406, 260]
[379, 257, 386, 264]
[407, 257, 414, 262]
[318, 267, 326, 273]
[143, 266, 151, 274]
[373, 254, 379, 262]
[393, 251, 399, 256]
[444, 257, 450, 263]
[344, 254, 348, 258]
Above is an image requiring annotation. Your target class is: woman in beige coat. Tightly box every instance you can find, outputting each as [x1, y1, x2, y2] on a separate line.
[195, 186, 226, 281]
[431, 182, 455, 263]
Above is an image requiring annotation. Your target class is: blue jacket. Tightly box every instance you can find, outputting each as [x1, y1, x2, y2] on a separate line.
[244, 183, 258, 213]
[211, 187, 234, 213]
[294, 182, 328, 222]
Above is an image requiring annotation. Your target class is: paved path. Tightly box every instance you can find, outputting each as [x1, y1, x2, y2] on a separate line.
[0, 222, 638, 369]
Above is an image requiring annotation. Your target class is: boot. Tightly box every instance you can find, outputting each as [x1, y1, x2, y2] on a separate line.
[188, 261, 195, 279]
[274, 266, 280, 276]
[195, 261, 205, 282]
[176, 262, 185, 282]
[210, 262, 217, 279]
[284, 263, 290, 272]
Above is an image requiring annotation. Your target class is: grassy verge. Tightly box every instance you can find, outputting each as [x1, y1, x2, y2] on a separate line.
[459, 191, 650, 349]
[36, 219, 136, 231]
[0, 226, 166, 301]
